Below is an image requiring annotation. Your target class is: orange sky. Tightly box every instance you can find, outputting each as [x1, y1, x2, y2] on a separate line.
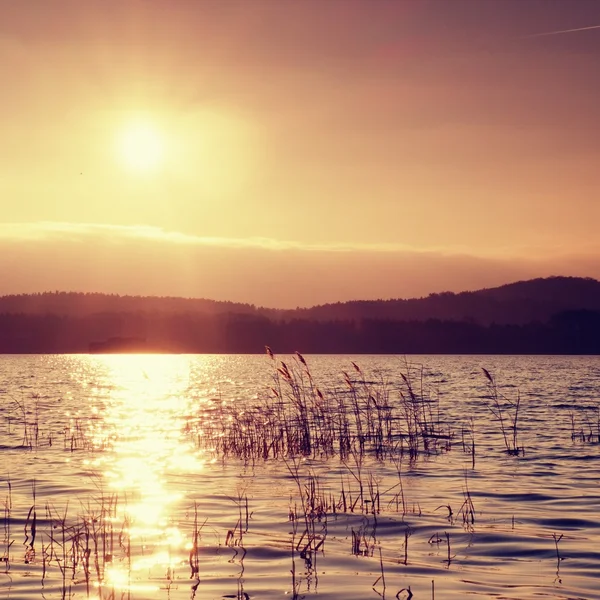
[2, 0, 600, 307]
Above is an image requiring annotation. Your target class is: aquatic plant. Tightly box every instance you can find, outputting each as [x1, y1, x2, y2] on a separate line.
[482, 368, 522, 455]
[197, 350, 452, 465]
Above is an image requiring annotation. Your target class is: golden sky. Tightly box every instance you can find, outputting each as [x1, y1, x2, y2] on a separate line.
[1, 0, 600, 307]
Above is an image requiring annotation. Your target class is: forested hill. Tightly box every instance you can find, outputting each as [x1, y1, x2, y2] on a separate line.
[1, 277, 600, 353]
[1, 276, 599, 325]
[0, 291, 261, 317]
[285, 276, 600, 325]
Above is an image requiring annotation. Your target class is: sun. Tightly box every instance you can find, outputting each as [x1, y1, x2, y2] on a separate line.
[117, 120, 165, 173]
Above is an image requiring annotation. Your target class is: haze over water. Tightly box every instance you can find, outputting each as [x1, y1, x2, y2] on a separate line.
[2, 354, 600, 599]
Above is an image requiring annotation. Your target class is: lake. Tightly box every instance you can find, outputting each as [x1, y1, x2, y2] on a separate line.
[1, 354, 600, 599]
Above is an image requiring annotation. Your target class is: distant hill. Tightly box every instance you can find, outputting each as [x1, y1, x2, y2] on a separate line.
[1, 276, 599, 325]
[1, 277, 600, 354]
[0, 291, 261, 317]
[280, 276, 600, 325]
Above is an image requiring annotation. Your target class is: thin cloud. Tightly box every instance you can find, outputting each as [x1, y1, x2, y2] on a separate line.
[526, 24, 600, 38]
[2, 222, 596, 267]
[1, 222, 599, 306]
[0, 221, 469, 255]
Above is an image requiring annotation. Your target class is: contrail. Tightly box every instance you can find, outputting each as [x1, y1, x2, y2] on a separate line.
[527, 24, 600, 38]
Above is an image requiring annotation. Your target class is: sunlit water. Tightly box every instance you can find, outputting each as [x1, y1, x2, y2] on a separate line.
[1, 354, 600, 600]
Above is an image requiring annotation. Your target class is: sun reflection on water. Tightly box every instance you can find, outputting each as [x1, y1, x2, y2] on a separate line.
[84, 355, 207, 592]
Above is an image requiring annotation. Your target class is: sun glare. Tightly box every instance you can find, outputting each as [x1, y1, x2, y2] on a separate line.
[117, 120, 165, 173]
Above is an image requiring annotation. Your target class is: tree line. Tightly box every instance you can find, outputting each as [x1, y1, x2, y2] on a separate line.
[0, 309, 599, 354]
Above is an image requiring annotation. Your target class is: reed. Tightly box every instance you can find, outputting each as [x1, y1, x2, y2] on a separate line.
[444, 531, 453, 565]
[11, 393, 40, 449]
[1, 478, 12, 572]
[397, 586, 413, 599]
[458, 472, 475, 528]
[568, 406, 600, 444]
[402, 527, 411, 566]
[482, 368, 522, 456]
[552, 532, 564, 569]
[372, 546, 386, 596]
[198, 352, 455, 467]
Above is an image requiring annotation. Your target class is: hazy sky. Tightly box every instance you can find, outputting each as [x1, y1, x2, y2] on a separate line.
[2, 0, 600, 306]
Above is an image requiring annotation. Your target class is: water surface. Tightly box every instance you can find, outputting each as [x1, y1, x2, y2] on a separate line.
[1, 354, 599, 599]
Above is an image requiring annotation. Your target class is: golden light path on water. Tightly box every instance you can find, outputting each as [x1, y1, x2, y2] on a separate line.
[83, 355, 209, 594]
